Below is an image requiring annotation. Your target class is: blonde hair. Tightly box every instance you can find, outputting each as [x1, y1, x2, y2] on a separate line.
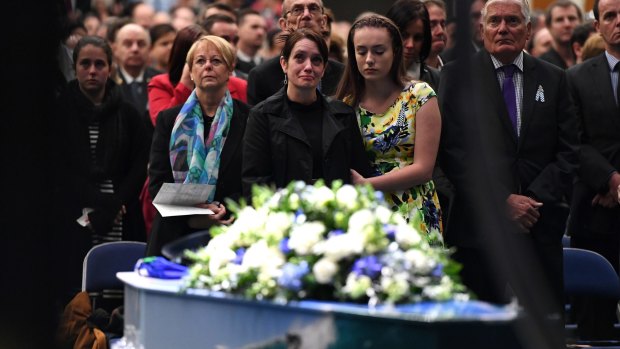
[186, 35, 236, 71]
[581, 33, 605, 62]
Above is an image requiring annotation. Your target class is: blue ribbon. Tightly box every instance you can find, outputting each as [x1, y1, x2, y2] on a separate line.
[135, 256, 189, 279]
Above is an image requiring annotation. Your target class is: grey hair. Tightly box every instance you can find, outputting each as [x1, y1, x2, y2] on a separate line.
[481, 0, 531, 24]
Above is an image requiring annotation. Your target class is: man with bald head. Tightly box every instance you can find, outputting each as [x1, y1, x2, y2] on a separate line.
[439, 0, 579, 333]
[113, 23, 162, 127]
[246, 0, 344, 105]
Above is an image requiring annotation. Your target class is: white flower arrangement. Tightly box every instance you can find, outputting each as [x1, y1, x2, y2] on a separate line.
[184, 181, 468, 305]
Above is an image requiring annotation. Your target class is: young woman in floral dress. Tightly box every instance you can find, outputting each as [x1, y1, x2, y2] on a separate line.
[336, 15, 442, 237]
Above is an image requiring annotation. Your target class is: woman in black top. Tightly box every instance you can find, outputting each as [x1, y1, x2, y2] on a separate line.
[242, 29, 373, 195]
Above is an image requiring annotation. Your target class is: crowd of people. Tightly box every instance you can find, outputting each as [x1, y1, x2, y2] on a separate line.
[51, 0, 620, 346]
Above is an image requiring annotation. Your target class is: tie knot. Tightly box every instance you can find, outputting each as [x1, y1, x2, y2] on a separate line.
[500, 64, 515, 77]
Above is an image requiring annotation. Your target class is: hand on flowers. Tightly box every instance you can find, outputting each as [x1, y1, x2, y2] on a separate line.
[506, 194, 542, 233]
[592, 193, 618, 208]
[188, 202, 234, 229]
[350, 169, 368, 186]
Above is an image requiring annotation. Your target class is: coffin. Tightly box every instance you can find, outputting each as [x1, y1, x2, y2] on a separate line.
[115, 272, 524, 349]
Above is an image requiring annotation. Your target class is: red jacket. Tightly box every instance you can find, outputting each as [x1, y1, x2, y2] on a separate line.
[147, 73, 248, 126]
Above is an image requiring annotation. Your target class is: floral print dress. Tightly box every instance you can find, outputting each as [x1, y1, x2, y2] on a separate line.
[357, 81, 442, 236]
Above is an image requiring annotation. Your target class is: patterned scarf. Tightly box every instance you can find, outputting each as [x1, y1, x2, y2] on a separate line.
[169, 89, 233, 202]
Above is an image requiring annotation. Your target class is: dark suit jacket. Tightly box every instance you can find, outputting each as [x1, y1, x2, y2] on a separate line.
[115, 67, 162, 144]
[115, 67, 162, 116]
[567, 53, 620, 236]
[439, 50, 579, 248]
[539, 47, 570, 70]
[146, 99, 249, 255]
[247, 56, 344, 106]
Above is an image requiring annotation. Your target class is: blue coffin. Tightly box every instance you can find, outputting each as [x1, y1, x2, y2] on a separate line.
[116, 272, 523, 349]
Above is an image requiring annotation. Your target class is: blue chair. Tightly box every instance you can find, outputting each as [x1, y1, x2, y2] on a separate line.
[563, 247, 620, 299]
[563, 247, 620, 347]
[82, 241, 147, 309]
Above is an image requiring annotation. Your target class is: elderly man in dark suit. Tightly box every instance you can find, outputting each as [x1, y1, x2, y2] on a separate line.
[566, 0, 620, 339]
[439, 0, 579, 334]
[246, 0, 344, 106]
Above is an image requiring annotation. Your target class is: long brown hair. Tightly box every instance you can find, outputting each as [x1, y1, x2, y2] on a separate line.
[335, 15, 406, 107]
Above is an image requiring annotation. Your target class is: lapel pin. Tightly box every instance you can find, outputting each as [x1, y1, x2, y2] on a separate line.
[535, 85, 545, 102]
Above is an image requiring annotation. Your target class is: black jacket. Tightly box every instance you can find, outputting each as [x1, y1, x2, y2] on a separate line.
[242, 88, 373, 196]
[147, 99, 249, 255]
[53, 80, 149, 290]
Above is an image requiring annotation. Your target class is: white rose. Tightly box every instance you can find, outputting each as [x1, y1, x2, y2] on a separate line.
[348, 209, 375, 236]
[287, 222, 325, 255]
[263, 212, 292, 241]
[308, 185, 335, 208]
[374, 206, 393, 224]
[315, 233, 364, 261]
[336, 185, 358, 210]
[313, 257, 339, 284]
[208, 247, 237, 275]
[234, 206, 266, 233]
[395, 224, 422, 248]
[404, 249, 435, 274]
[242, 240, 285, 273]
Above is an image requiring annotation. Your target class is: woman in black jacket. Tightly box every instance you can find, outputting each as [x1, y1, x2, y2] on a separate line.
[54, 36, 149, 297]
[242, 29, 372, 195]
[147, 35, 249, 256]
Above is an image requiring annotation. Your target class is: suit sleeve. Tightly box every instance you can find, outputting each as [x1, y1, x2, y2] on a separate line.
[247, 67, 260, 106]
[114, 105, 149, 205]
[242, 107, 273, 197]
[567, 69, 616, 193]
[525, 71, 579, 202]
[148, 111, 175, 199]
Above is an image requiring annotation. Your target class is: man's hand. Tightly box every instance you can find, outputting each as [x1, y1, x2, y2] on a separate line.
[608, 172, 620, 201]
[592, 193, 618, 208]
[506, 194, 543, 232]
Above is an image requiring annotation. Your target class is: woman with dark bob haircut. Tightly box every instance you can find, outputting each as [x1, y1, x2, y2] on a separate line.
[242, 29, 373, 195]
[386, 0, 439, 90]
[336, 15, 442, 237]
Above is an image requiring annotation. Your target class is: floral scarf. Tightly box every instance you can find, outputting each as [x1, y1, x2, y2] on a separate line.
[169, 89, 233, 202]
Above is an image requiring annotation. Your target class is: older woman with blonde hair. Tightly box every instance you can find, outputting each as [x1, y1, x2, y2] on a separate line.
[147, 35, 250, 256]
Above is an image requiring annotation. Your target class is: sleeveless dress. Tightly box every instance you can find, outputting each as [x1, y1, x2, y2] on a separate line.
[357, 81, 442, 236]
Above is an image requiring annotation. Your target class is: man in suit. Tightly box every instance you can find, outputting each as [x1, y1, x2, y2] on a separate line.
[539, 0, 583, 70]
[112, 23, 161, 126]
[441, 0, 486, 63]
[566, 0, 620, 339]
[439, 0, 579, 336]
[235, 9, 267, 75]
[246, 0, 344, 106]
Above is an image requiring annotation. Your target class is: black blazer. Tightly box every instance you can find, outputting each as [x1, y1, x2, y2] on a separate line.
[242, 88, 373, 196]
[247, 56, 345, 106]
[147, 99, 249, 255]
[439, 50, 579, 247]
[567, 53, 620, 236]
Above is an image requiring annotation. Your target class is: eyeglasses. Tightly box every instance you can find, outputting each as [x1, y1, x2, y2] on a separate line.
[285, 3, 323, 18]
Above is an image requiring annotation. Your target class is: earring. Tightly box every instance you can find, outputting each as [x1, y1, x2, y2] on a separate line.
[283, 73, 287, 85]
